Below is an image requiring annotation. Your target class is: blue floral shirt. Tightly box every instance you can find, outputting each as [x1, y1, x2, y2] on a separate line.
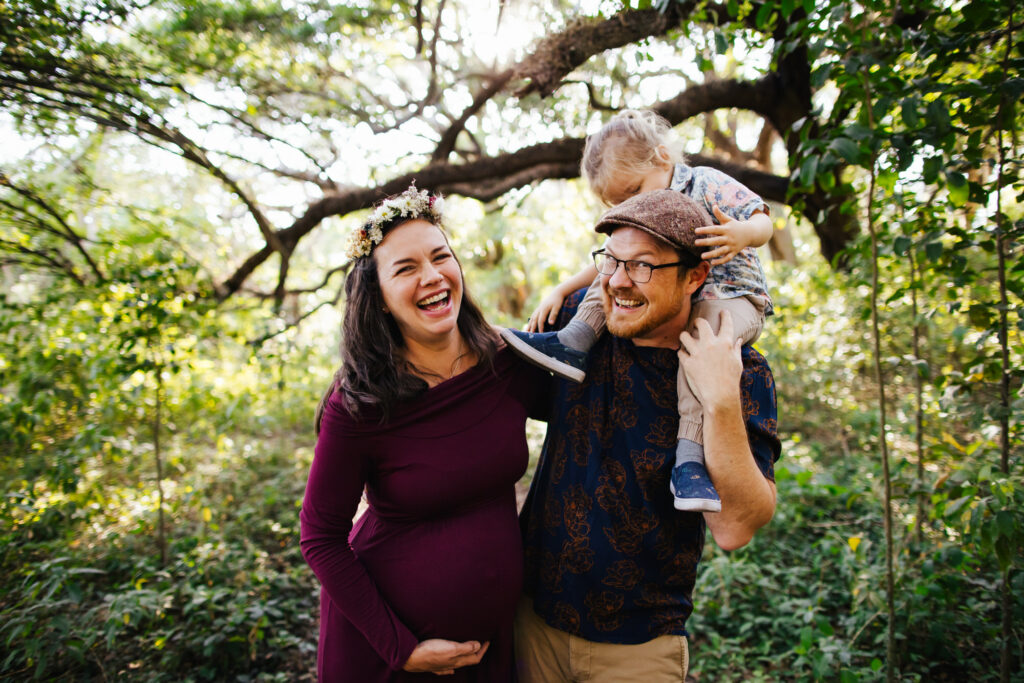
[671, 163, 774, 314]
[520, 290, 781, 644]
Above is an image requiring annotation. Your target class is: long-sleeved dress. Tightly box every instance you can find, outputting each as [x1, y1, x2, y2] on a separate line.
[300, 348, 548, 681]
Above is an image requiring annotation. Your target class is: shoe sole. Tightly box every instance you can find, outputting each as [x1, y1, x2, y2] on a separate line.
[673, 497, 722, 513]
[670, 481, 722, 512]
[500, 329, 586, 383]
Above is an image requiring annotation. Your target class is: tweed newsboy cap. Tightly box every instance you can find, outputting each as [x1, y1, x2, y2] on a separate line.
[594, 189, 711, 262]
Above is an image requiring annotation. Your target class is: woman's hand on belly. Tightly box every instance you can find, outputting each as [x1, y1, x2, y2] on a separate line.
[403, 639, 490, 675]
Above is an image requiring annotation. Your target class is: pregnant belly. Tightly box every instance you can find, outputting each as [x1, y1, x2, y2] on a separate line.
[352, 500, 523, 643]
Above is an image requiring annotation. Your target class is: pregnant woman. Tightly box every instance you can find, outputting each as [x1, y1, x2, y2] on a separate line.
[301, 185, 548, 681]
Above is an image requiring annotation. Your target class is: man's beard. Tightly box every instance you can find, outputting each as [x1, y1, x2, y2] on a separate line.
[602, 282, 685, 340]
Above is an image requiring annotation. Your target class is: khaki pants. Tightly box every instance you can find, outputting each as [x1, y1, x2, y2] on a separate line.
[677, 295, 766, 444]
[514, 598, 689, 682]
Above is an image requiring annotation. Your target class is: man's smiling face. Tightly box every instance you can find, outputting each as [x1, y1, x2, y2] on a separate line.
[600, 226, 707, 347]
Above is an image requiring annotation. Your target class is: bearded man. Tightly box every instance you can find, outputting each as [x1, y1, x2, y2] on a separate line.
[516, 190, 781, 682]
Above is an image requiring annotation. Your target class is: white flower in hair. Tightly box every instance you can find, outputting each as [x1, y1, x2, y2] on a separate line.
[344, 184, 445, 260]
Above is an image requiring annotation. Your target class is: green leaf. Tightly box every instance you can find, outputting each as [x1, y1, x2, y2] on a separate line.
[912, 358, 931, 380]
[925, 241, 943, 261]
[968, 304, 991, 328]
[947, 172, 968, 207]
[714, 30, 728, 55]
[996, 511, 1015, 538]
[927, 99, 951, 133]
[878, 171, 897, 193]
[845, 123, 873, 140]
[901, 98, 920, 129]
[799, 155, 819, 187]
[755, 2, 773, 29]
[828, 137, 861, 164]
[800, 626, 814, 650]
[944, 495, 972, 518]
[996, 536, 1013, 572]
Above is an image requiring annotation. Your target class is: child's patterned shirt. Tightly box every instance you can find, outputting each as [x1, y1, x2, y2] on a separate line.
[670, 163, 773, 315]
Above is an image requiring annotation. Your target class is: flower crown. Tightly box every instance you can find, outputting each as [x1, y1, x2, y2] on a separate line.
[345, 185, 445, 259]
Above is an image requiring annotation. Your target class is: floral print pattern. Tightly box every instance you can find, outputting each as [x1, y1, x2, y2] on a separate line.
[520, 289, 780, 644]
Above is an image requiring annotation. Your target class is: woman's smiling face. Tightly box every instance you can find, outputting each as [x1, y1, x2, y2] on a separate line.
[374, 219, 464, 348]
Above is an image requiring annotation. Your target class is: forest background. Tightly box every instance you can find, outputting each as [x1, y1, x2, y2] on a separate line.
[0, 0, 1021, 681]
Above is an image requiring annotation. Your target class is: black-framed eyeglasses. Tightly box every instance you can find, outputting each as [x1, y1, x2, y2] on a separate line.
[591, 249, 695, 284]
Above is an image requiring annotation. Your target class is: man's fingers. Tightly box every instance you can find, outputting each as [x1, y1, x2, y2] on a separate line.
[679, 330, 698, 355]
[692, 316, 715, 338]
[717, 310, 734, 339]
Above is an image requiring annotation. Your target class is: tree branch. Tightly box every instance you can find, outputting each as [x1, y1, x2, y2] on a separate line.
[512, 3, 732, 98]
[0, 172, 105, 282]
[432, 69, 513, 162]
[213, 149, 339, 191]
[654, 75, 780, 130]
[248, 280, 346, 347]
[183, 88, 332, 176]
[217, 139, 789, 298]
[563, 79, 618, 111]
[0, 238, 85, 285]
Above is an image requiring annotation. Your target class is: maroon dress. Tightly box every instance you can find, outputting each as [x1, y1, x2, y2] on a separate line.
[300, 349, 548, 681]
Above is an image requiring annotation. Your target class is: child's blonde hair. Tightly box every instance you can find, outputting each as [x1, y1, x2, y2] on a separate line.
[581, 109, 684, 206]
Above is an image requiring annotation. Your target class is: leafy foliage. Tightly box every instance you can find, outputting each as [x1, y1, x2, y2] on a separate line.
[1, 0, 1022, 680]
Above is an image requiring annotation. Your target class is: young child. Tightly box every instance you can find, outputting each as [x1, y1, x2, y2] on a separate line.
[501, 109, 774, 513]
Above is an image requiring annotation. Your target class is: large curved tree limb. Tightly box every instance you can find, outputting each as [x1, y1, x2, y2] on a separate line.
[512, 3, 737, 98]
[511, 4, 853, 264]
[217, 136, 789, 298]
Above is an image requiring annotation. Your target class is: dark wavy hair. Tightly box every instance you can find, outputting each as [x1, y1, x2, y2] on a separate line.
[315, 212, 498, 432]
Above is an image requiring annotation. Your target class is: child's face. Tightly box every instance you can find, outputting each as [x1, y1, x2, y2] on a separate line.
[603, 162, 674, 206]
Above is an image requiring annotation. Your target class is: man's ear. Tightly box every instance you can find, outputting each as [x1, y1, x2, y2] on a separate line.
[685, 261, 711, 295]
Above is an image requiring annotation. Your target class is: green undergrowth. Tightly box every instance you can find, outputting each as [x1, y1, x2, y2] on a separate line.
[0, 430, 319, 682]
[687, 436, 1024, 682]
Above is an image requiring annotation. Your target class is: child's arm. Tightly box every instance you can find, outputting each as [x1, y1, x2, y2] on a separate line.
[695, 206, 773, 267]
[526, 264, 599, 332]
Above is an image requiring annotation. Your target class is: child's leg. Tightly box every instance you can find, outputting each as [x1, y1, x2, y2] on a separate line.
[693, 294, 767, 344]
[671, 296, 767, 512]
[500, 276, 607, 383]
[555, 275, 606, 351]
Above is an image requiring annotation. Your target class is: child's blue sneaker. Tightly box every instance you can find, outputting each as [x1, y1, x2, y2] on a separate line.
[500, 328, 587, 383]
[670, 460, 722, 512]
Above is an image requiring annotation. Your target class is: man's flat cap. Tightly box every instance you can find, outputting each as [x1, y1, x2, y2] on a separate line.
[594, 190, 711, 262]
